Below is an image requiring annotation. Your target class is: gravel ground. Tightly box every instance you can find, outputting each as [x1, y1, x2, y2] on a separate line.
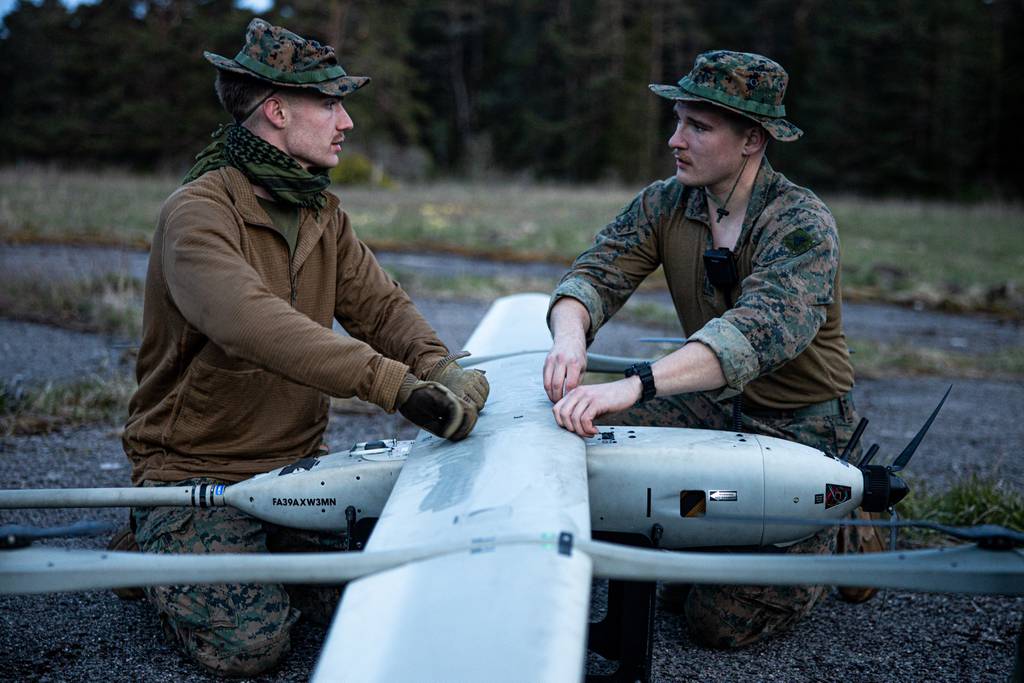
[2, 419, 1022, 682]
[1, 321, 129, 387]
[0, 244, 571, 285]
[1, 243, 1023, 681]
[0, 244, 151, 284]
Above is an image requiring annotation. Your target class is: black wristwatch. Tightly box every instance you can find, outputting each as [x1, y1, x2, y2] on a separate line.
[624, 361, 656, 405]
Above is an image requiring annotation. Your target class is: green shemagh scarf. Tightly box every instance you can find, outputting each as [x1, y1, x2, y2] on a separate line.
[182, 124, 329, 211]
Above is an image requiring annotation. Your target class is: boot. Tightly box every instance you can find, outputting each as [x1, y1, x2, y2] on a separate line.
[106, 526, 144, 600]
[835, 510, 885, 603]
[657, 582, 692, 614]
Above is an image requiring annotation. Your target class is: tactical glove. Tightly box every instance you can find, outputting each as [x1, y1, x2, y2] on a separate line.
[426, 351, 490, 412]
[396, 375, 478, 441]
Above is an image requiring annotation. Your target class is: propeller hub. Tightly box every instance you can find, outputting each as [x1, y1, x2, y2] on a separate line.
[861, 465, 910, 511]
[860, 465, 891, 512]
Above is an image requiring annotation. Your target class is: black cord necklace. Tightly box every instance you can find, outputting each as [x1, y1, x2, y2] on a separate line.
[707, 155, 750, 222]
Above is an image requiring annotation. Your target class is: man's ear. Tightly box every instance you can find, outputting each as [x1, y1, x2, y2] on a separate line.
[743, 125, 768, 156]
[261, 95, 288, 130]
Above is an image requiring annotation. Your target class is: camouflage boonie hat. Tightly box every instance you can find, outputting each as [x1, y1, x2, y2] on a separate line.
[650, 50, 802, 142]
[205, 18, 369, 98]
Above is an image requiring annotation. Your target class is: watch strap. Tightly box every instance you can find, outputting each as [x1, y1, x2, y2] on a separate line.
[625, 361, 656, 404]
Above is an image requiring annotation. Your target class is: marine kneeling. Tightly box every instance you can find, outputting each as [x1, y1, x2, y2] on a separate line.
[544, 50, 882, 648]
[119, 18, 487, 675]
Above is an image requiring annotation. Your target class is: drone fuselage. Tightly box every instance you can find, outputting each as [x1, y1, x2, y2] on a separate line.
[0, 427, 864, 549]
[205, 427, 864, 548]
[586, 426, 862, 547]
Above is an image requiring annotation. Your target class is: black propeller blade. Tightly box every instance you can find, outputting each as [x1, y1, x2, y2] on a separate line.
[858, 387, 952, 511]
[891, 385, 952, 472]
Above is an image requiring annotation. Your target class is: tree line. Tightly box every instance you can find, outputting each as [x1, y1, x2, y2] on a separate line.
[1, 0, 1021, 198]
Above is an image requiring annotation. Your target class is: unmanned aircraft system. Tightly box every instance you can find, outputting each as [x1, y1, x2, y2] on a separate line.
[1, 294, 1022, 682]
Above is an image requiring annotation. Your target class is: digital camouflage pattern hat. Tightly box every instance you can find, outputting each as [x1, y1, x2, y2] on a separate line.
[205, 18, 369, 98]
[650, 50, 802, 142]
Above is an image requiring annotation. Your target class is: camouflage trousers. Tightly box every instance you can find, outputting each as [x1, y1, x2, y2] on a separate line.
[606, 389, 863, 649]
[132, 479, 346, 676]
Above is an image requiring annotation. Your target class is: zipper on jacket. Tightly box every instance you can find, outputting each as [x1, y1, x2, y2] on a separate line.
[252, 198, 301, 306]
[289, 254, 297, 306]
[288, 214, 298, 306]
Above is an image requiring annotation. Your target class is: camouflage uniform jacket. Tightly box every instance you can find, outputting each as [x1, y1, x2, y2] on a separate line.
[551, 158, 854, 410]
[124, 166, 448, 485]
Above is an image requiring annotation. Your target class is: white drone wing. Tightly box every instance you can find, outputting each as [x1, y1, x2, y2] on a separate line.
[312, 293, 594, 682]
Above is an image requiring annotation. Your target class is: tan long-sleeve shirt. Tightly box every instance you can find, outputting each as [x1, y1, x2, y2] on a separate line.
[124, 167, 448, 484]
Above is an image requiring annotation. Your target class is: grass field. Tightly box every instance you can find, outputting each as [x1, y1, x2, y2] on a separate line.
[898, 476, 1024, 546]
[0, 273, 143, 339]
[0, 373, 135, 435]
[2, 166, 1022, 315]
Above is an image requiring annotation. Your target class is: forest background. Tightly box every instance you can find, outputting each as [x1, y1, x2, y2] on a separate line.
[2, 0, 1023, 198]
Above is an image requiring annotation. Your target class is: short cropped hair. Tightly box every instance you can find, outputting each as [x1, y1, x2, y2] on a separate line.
[214, 70, 276, 123]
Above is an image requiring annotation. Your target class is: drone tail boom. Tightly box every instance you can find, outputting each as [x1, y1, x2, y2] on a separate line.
[0, 485, 218, 509]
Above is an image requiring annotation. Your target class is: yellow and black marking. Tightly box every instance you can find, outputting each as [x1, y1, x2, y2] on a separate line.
[679, 490, 706, 517]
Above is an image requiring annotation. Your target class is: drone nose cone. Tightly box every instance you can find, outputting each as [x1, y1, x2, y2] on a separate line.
[887, 473, 909, 507]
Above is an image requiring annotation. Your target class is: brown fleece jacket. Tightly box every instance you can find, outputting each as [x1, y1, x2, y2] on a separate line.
[123, 167, 448, 484]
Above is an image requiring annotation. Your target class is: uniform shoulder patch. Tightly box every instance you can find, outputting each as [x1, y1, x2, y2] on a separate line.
[781, 228, 817, 256]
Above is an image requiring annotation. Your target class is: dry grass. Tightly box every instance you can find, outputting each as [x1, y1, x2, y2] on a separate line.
[0, 166, 171, 248]
[2, 166, 1021, 316]
[0, 374, 134, 435]
[832, 196, 1024, 292]
[385, 267, 560, 302]
[2, 269, 1018, 382]
[0, 167, 632, 257]
[341, 181, 634, 260]
[849, 339, 1024, 380]
[0, 273, 143, 339]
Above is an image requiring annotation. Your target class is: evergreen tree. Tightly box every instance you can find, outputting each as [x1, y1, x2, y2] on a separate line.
[0, 0, 1019, 196]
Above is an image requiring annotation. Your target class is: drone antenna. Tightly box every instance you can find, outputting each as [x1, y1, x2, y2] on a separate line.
[890, 385, 952, 472]
[839, 417, 868, 462]
[857, 443, 880, 468]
